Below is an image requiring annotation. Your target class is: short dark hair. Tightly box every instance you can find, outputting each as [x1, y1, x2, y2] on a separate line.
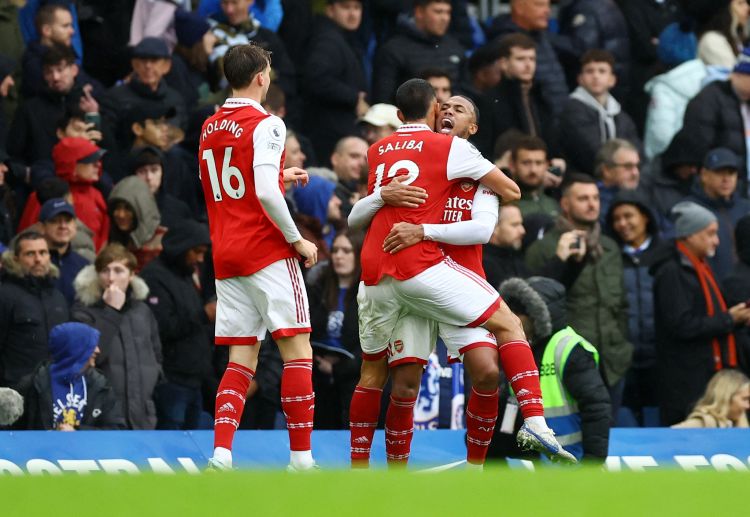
[418, 67, 451, 82]
[42, 43, 76, 68]
[13, 230, 47, 256]
[468, 42, 503, 76]
[395, 78, 436, 121]
[498, 33, 536, 59]
[580, 49, 615, 71]
[35, 4, 69, 34]
[454, 94, 480, 125]
[37, 178, 71, 204]
[511, 135, 548, 161]
[56, 106, 86, 132]
[413, 0, 451, 8]
[493, 129, 526, 162]
[223, 43, 272, 90]
[561, 172, 597, 196]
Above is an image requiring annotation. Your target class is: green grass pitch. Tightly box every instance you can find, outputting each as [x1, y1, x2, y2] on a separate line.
[2, 466, 747, 516]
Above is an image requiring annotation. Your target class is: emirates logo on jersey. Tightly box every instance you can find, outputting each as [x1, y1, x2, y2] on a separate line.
[461, 182, 473, 192]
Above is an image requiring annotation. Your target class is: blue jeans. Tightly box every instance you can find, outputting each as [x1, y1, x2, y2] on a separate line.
[155, 382, 204, 430]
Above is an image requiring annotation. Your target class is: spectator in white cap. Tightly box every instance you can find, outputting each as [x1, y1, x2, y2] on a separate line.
[651, 200, 750, 425]
[358, 103, 402, 145]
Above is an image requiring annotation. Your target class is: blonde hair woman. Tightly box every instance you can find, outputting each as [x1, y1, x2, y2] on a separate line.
[673, 370, 750, 428]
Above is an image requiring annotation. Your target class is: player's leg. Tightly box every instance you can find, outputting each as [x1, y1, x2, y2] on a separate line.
[252, 258, 318, 471]
[482, 301, 576, 462]
[350, 356, 388, 468]
[350, 281, 401, 467]
[209, 277, 264, 470]
[383, 314, 436, 467]
[442, 324, 500, 468]
[275, 332, 317, 471]
[396, 259, 575, 462]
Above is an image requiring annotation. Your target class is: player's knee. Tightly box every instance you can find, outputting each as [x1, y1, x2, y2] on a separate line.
[471, 363, 500, 391]
[359, 359, 388, 389]
[391, 382, 420, 400]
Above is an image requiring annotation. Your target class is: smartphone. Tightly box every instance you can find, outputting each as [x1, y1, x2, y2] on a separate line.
[84, 112, 101, 131]
[570, 235, 582, 250]
[548, 165, 563, 178]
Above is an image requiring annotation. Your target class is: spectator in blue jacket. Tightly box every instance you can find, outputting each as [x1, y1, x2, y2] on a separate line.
[605, 190, 661, 426]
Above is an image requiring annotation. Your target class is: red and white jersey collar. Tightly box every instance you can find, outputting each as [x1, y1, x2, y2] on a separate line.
[396, 123, 432, 133]
[222, 97, 267, 114]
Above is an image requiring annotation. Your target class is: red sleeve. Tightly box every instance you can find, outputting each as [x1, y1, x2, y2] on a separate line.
[17, 193, 40, 232]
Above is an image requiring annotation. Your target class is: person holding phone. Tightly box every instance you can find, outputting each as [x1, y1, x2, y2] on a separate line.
[526, 173, 632, 418]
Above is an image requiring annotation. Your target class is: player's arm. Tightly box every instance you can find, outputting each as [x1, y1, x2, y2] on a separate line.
[383, 186, 499, 253]
[254, 117, 317, 266]
[347, 176, 428, 230]
[447, 137, 521, 204]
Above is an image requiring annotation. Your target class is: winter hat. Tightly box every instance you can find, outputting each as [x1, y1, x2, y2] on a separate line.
[498, 276, 566, 340]
[671, 201, 717, 239]
[293, 175, 336, 225]
[175, 8, 211, 48]
[48, 322, 100, 384]
[161, 220, 211, 262]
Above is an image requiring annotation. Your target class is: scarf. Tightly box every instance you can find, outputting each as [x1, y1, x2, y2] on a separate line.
[555, 217, 604, 261]
[569, 86, 621, 144]
[676, 241, 737, 370]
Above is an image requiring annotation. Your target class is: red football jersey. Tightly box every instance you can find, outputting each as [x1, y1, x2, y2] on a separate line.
[198, 98, 293, 279]
[440, 181, 486, 278]
[361, 124, 494, 285]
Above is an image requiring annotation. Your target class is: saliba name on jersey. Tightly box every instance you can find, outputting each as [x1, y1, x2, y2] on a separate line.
[377, 139, 424, 155]
[201, 119, 244, 141]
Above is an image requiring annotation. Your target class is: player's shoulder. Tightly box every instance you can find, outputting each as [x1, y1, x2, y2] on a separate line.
[254, 114, 286, 142]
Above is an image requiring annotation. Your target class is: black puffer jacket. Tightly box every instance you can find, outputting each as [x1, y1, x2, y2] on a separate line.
[140, 221, 213, 388]
[556, 0, 631, 94]
[0, 252, 69, 388]
[650, 242, 738, 425]
[372, 17, 465, 104]
[489, 276, 611, 462]
[71, 265, 162, 429]
[303, 15, 368, 163]
[486, 14, 569, 114]
[681, 80, 747, 194]
[16, 362, 125, 430]
[722, 215, 750, 373]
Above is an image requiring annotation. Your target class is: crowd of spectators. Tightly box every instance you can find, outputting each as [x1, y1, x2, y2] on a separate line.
[1, 0, 750, 446]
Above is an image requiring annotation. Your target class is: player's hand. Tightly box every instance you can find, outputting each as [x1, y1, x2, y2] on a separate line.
[102, 285, 127, 310]
[381, 176, 428, 208]
[356, 91, 370, 118]
[293, 238, 318, 268]
[283, 167, 309, 188]
[57, 423, 76, 432]
[383, 222, 424, 254]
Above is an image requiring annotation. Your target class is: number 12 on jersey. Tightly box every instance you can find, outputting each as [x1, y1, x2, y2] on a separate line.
[373, 159, 420, 190]
[201, 147, 246, 201]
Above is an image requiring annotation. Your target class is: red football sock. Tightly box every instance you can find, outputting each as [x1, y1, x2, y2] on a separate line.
[385, 395, 416, 466]
[214, 362, 254, 450]
[281, 358, 315, 451]
[349, 386, 382, 467]
[465, 387, 499, 465]
[499, 340, 544, 418]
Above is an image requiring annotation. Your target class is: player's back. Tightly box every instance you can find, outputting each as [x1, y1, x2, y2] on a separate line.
[198, 99, 293, 279]
[361, 124, 458, 285]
